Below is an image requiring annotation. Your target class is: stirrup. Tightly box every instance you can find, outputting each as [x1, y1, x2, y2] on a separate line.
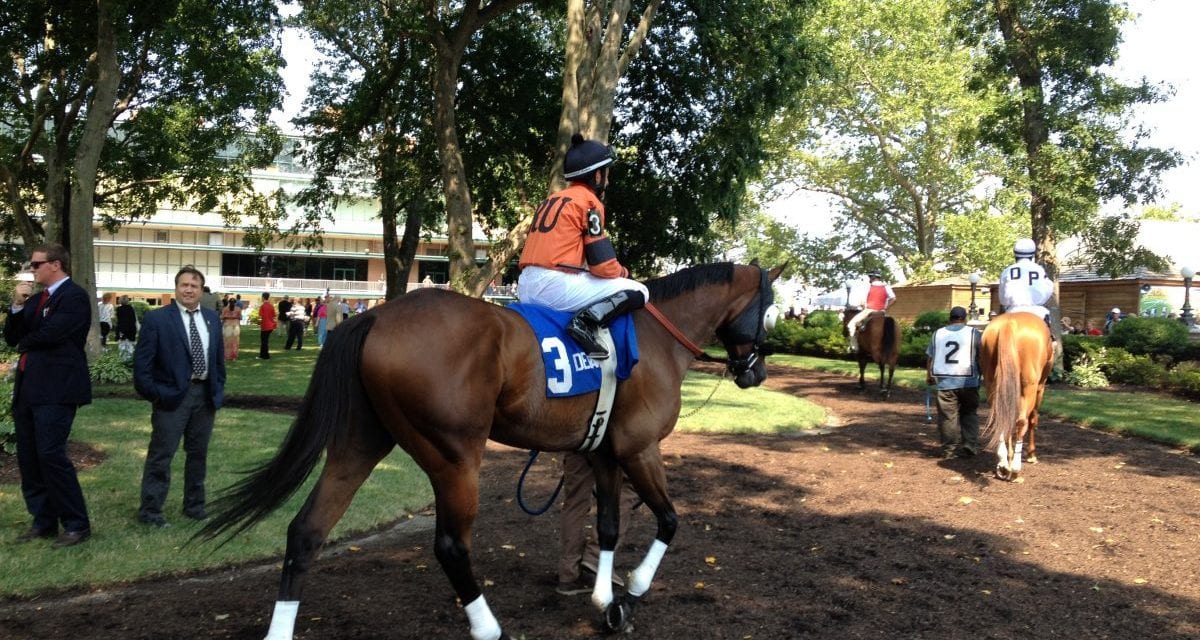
[568, 319, 610, 360]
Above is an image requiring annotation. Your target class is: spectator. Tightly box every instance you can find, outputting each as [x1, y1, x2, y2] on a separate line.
[4, 243, 94, 547]
[556, 453, 637, 596]
[257, 292, 276, 360]
[314, 296, 329, 346]
[1060, 316, 1077, 335]
[285, 300, 308, 350]
[925, 306, 982, 459]
[201, 285, 218, 313]
[97, 292, 114, 347]
[1104, 307, 1122, 335]
[220, 298, 242, 361]
[133, 265, 226, 527]
[115, 295, 139, 360]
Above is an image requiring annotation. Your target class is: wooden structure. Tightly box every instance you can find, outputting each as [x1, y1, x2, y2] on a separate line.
[890, 276, 992, 323]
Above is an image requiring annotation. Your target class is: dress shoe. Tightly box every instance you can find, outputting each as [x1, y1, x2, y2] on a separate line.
[52, 529, 91, 548]
[183, 508, 208, 521]
[138, 514, 170, 528]
[16, 526, 57, 543]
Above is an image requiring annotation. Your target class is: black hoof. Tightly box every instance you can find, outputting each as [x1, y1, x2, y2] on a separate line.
[602, 596, 636, 634]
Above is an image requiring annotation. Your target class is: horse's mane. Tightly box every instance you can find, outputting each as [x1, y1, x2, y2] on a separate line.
[644, 262, 735, 303]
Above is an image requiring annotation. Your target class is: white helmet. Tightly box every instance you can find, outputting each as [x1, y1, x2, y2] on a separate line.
[1013, 238, 1036, 259]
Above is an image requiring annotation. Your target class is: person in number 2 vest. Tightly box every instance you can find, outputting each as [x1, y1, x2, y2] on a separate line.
[517, 132, 649, 360]
[925, 306, 982, 459]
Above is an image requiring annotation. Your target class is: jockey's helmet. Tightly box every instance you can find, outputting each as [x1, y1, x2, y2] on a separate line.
[1013, 238, 1036, 259]
[867, 271, 882, 280]
[564, 133, 616, 181]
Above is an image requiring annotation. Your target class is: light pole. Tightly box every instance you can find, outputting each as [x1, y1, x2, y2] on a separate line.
[968, 272, 981, 318]
[1182, 265, 1195, 326]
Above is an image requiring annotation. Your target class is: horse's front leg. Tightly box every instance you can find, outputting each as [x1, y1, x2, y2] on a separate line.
[585, 454, 626, 617]
[603, 442, 678, 633]
[857, 357, 868, 390]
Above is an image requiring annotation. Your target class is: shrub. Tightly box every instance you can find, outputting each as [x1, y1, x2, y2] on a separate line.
[0, 377, 13, 455]
[1099, 347, 1166, 387]
[1061, 334, 1105, 371]
[1165, 362, 1200, 400]
[1107, 316, 1190, 358]
[131, 300, 151, 323]
[910, 310, 948, 336]
[899, 332, 931, 368]
[1064, 356, 1109, 388]
[804, 309, 844, 330]
[765, 318, 805, 354]
[90, 349, 134, 384]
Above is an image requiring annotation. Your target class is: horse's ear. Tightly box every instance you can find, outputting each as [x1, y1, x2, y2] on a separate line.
[749, 257, 760, 267]
[767, 262, 788, 283]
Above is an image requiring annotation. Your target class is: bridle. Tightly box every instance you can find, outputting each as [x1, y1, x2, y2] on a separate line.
[645, 267, 779, 377]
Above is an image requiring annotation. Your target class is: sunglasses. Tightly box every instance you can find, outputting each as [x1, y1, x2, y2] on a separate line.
[28, 261, 47, 270]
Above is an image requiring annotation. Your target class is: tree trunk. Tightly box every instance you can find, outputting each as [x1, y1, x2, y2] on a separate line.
[69, 0, 122, 358]
[994, 0, 1062, 370]
[471, 0, 658, 292]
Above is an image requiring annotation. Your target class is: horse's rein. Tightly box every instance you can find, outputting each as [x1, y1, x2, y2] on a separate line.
[644, 303, 727, 364]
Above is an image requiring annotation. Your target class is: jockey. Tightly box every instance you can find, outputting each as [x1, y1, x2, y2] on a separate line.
[846, 271, 895, 351]
[517, 133, 649, 360]
[998, 238, 1055, 324]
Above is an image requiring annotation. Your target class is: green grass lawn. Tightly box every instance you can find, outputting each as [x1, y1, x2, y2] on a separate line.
[0, 328, 826, 596]
[767, 352, 1200, 452]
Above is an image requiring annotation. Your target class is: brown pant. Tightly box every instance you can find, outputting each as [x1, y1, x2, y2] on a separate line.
[558, 452, 640, 582]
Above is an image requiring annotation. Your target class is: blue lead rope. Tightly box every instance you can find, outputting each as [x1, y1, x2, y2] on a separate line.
[516, 450, 564, 516]
[924, 385, 934, 423]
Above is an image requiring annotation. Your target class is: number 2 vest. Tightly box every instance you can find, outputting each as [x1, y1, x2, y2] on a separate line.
[931, 326, 978, 378]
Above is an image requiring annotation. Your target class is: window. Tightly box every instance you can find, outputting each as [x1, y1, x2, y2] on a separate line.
[208, 232, 224, 246]
[155, 230, 169, 243]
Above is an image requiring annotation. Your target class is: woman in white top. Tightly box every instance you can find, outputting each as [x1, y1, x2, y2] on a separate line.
[98, 292, 115, 346]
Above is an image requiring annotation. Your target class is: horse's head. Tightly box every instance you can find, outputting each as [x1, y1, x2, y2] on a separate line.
[715, 263, 785, 388]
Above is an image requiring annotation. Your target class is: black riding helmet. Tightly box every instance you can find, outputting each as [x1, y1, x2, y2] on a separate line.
[564, 133, 616, 196]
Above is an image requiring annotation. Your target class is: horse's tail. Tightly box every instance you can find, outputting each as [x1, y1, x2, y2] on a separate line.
[982, 319, 1021, 452]
[197, 313, 378, 544]
[882, 316, 899, 359]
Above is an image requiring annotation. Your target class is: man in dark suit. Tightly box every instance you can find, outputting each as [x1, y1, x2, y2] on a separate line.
[133, 265, 226, 527]
[3, 243, 93, 548]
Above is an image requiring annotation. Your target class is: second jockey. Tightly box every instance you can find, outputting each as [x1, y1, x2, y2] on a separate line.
[846, 271, 895, 352]
[998, 237, 1055, 326]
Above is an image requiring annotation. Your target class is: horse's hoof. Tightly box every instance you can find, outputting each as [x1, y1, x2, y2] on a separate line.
[1026, 455, 1038, 464]
[602, 599, 635, 634]
[994, 466, 1010, 481]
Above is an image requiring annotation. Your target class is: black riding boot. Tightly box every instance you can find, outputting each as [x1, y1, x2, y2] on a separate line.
[567, 290, 646, 360]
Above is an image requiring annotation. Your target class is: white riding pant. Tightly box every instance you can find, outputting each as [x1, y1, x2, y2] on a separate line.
[847, 307, 882, 335]
[517, 266, 649, 312]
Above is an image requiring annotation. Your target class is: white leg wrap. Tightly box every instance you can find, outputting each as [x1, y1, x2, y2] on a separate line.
[464, 595, 502, 640]
[590, 549, 616, 610]
[264, 601, 299, 640]
[996, 441, 1009, 470]
[1013, 441, 1024, 472]
[628, 539, 668, 598]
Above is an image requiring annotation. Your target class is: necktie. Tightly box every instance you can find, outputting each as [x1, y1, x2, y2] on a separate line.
[18, 291, 50, 372]
[188, 309, 206, 379]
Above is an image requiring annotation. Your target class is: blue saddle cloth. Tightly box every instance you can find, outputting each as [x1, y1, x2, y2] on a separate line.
[508, 303, 639, 397]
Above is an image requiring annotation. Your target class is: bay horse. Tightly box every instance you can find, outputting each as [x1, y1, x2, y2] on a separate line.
[842, 309, 901, 398]
[200, 262, 783, 640]
[979, 311, 1053, 482]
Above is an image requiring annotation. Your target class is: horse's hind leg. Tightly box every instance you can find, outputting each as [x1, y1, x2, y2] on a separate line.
[267, 440, 392, 639]
[1026, 383, 1047, 464]
[857, 358, 867, 390]
[425, 459, 508, 640]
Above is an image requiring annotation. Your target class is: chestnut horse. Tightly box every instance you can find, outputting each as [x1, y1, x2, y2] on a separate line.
[980, 311, 1053, 481]
[200, 262, 782, 640]
[842, 309, 901, 398]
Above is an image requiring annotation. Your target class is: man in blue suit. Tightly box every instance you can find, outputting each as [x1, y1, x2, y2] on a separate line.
[4, 243, 94, 548]
[133, 265, 226, 527]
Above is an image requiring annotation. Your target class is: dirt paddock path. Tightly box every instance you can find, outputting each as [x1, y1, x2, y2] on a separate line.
[2, 365, 1199, 639]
